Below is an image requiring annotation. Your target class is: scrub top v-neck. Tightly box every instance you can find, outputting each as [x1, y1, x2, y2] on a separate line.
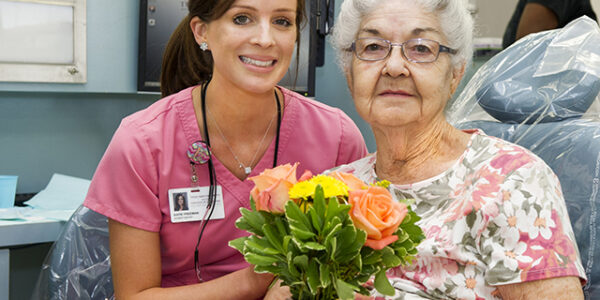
[84, 85, 368, 286]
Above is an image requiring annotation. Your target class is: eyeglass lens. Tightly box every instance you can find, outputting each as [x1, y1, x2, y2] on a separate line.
[354, 38, 441, 62]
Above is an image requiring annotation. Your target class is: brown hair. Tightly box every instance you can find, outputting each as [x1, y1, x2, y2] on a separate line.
[160, 0, 306, 97]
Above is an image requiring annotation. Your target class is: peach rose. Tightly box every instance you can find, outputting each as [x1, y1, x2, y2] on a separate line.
[329, 171, 368, 191]
[348, 186, 408, 250]
[248, 163, 299, 213]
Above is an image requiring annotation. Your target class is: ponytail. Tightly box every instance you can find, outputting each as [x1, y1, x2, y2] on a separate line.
[160, 15, 213, 97]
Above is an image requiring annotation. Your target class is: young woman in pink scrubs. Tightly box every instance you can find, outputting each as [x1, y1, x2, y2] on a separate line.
[83, 0, 367, 298]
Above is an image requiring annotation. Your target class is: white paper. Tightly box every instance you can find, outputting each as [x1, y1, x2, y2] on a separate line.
[25, 173, 90, 211]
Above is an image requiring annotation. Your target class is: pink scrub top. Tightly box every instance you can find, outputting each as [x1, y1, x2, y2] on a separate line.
[84, 86, 367, 287]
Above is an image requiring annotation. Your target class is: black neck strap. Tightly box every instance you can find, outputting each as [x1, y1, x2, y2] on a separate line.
[194, 82, 282, 282]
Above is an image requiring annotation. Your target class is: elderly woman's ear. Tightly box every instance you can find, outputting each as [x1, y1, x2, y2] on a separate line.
[450, 63, 466, 96]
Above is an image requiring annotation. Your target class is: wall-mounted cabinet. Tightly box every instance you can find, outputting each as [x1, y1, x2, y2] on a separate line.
[0, 0, 87, 83]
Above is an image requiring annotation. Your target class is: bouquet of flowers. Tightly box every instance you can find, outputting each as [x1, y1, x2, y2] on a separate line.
[229, 163, 424, 299]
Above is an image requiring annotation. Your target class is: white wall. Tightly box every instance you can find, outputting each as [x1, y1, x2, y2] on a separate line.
[593, 0, 600, 16]
[472, 0, 518, 38]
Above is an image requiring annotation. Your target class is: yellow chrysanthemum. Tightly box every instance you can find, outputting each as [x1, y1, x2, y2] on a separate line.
[310, 175, 349, 198]
[289, 180, 317, 200]
[373, 180, 391, 189]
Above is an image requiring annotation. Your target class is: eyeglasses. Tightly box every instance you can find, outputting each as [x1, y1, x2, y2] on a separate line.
[351, 37, 457, 63]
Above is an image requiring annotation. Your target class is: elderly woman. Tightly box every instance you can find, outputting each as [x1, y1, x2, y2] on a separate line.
[330, 0, 587, 299]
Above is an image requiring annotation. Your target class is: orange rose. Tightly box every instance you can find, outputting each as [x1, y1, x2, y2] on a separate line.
[248, 163, 299, 213]
[329, 171, 368, 191]
[348, 186, 408, 250]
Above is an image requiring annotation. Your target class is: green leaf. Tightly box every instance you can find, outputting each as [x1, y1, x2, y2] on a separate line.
[325, 197, 352, 224]
[293, 255, 309, 270]
[395, 229, 409, 243]
[285, 201, 313, 232]
[352, 253, 363, 271]
[360, 264, 379, 278]
[287, 252, 301, 277]
[306, 259, 320, 293]
[381, 246, 402, 268]
[323, 217, 342, 244]
[335, 279, 358, 300]
[355, 227, 367, 243]
[282, 235, 291, 252]
[303, 241, 326, 251]
[397, 239, 414, 252]
[308, 208, 323, 233]
[250, 196, 256, 211]
[374, 269, 395, 296]
[325, 197, 341, 223]
[245, 253, 278, 266]
[237, 207, 266, 236]
[313, 185, 327, 218]
[274, 215, 289, 236]
[395, 247, 408, 260]
[338, 225, 357, 245]
[329, 237, 337, 260]
[319, 263, 331, 288]
[262, 223, 284, 253]
[244, 238, 280, 255]
[314, 184, 325, 202]
[404, 224, 425, 243]
[228, 236, 248, 253]
[254, 264, 280, 274]
[334, 226, 362, 263]
[361, 248, 380, 265]
[290, 225, 317, 240]
[403, 210, 421, 225]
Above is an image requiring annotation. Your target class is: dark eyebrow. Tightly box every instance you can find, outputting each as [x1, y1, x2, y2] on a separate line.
[230, 4, 295, 14]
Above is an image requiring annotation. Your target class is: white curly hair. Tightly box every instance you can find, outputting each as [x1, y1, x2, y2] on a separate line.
[331, 0, 473, 72]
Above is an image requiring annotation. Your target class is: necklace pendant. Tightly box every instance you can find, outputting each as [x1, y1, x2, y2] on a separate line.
[244, 167, 252, 175]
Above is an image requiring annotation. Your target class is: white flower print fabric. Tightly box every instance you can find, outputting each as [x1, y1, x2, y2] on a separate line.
[333, 130, 586, 299]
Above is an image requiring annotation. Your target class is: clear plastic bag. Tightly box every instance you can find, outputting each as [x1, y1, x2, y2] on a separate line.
[447, 16, 600, 299]
[31, 205, 114, 300]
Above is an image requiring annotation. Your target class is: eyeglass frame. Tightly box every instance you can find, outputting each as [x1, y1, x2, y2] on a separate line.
[350, 37, 457, 63]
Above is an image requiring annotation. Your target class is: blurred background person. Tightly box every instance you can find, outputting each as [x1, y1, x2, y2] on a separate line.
[502, 0, 597, 48]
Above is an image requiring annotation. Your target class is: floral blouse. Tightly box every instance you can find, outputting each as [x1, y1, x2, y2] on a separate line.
[333, 130, 586, 299]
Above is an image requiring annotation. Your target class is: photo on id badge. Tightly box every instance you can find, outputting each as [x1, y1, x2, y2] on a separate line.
[173, 192, 189, 211]
[168, 186, 225, 223]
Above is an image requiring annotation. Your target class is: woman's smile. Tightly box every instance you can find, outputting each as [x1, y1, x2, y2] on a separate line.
[239, 55, 277, 72]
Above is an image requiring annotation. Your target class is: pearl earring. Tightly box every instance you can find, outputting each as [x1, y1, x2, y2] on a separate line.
[200, 42, 208, 51]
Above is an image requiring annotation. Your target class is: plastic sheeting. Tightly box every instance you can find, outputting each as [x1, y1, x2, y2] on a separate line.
[448, 16, 600, 299]
[31, 205, 113, 300]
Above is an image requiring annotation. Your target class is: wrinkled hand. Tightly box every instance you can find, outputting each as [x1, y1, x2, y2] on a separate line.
[263, 279, 291, 300]
[355, 293, 375, 300]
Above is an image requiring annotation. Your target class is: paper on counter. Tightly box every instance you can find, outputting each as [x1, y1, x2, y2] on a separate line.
[0, 206, 37, 221]
[25, 173, 90, 211]
[0, 174, 89, 222]
[0, 206, 75, 222]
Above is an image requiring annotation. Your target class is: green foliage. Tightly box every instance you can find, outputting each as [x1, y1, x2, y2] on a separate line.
[229, 186, 425, 299]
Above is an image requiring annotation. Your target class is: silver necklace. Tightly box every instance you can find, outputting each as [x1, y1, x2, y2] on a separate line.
[207, 107, 277, 175]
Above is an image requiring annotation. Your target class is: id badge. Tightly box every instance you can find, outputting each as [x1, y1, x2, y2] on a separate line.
[168, 186, 225, 223]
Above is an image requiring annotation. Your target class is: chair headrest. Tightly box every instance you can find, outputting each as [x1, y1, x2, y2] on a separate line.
[475, 17, 600, 124]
